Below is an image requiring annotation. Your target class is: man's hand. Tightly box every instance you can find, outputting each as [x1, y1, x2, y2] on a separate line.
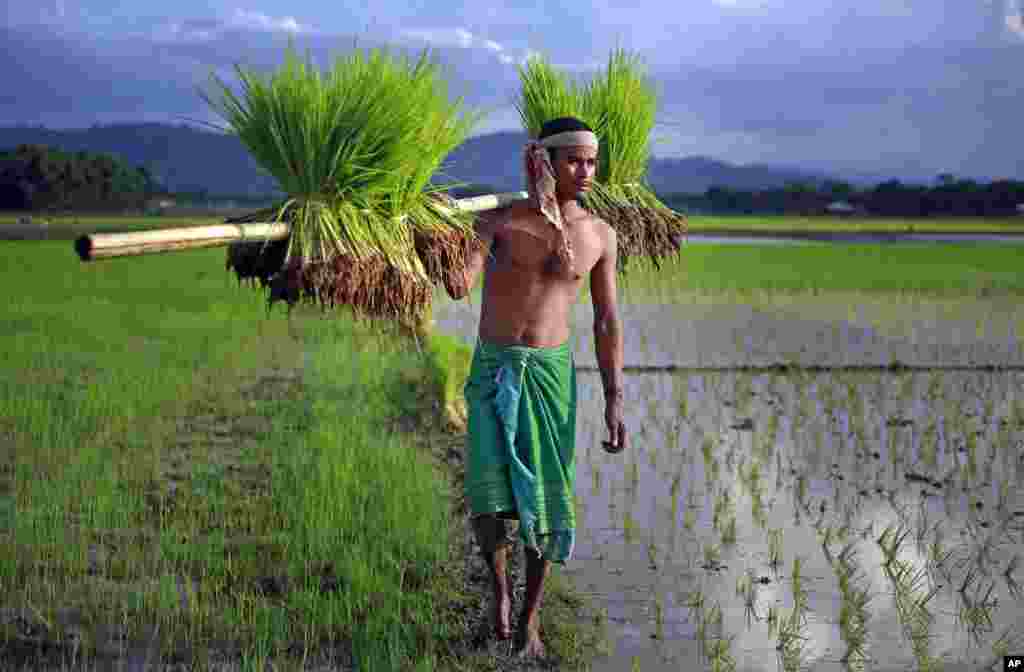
[602, 396, 626, 454]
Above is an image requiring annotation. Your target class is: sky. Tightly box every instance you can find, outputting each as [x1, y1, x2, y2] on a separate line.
[2, 0, 1023, 182]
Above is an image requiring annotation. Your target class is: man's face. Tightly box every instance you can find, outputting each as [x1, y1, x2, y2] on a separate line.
[551, 146, 598, 199]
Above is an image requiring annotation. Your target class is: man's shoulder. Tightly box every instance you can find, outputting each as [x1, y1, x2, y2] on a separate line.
[586, 214, 615, 245]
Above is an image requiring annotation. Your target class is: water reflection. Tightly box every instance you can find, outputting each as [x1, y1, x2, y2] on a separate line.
[433, 296, 1024, 671]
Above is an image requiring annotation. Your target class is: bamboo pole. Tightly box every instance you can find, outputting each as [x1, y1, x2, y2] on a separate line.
[75, 191, 528, 261]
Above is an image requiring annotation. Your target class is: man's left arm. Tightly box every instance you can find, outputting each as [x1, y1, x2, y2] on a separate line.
[590, 224, 626, 452]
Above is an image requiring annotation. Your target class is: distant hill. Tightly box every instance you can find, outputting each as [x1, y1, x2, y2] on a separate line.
[0, 123, 838, 198]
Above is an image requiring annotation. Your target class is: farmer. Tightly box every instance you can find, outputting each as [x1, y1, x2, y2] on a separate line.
[447, 116, 626, 658]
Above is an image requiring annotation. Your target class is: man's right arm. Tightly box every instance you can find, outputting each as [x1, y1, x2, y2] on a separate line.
[447, 208, 503, 300]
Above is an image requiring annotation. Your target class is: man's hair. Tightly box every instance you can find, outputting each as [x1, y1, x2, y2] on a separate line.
[539, 117, 594, 161]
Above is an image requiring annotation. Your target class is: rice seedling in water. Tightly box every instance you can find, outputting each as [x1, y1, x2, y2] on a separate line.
[956, 566, 998, 644]
[720, 515, 737, 546]
[790, 556, 808, 614]
[623, 509, 636, 543]
[833, 543, 872, 667]
[652, 592, 664, 640]
[768, 529, 783, 572]
[736, 571, 759, 625]
[774, 606, 809, 672]
[1004, 555, 1021, 600]
[704, 634, 738, 672]
[703, 542, 722, 570]
[877, 522, 912, 569]
[884, 556, 940, 671]
[683, 504, 697, 532]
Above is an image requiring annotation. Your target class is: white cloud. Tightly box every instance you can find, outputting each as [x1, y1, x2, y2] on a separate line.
[400, 27, 475, 48]
[229, 9, 309, 34]
[498, 53, 514, 65]
[483, 39, 503, 52]
[1006, 0, 1024, 37]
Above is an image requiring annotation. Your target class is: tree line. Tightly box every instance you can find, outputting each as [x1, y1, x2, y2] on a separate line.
[0, 144, 162, 212]
[665, 176, 1024, 217]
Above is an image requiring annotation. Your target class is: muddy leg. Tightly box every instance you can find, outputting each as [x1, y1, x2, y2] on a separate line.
[517, 546, 550, 658]
[472, 515, 512, 639]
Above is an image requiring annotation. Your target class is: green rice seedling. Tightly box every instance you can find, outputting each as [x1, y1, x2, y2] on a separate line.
[790, 556, 808, 615]
[707, 457, 720, 486]
[956, 566, 998, 644]
[703, 542, 722, 569]
[774, 607, 810, 672]
[721, 516, 737, 546]
[877, 522, 911, 568]
[751, 489, 768, 531]
[516, 49, 686, 273]
[989, 627, 1024, 668]
[705, 634, 738, 672]
[684, 588, 706, 619]
[795, 473, 808, 511]
[833, 543, 872, 667]
[683, 505, 697, 532]
[819, 525, 835, 565]
[702, 435, 715, 465]
[713, 488, 733, 531]
[736, 572, 759, 625]
[1004, 555, 1021, 600]
[202, 42, 482, 323]
[623, 509, 636, 543]
[768, 529, 784, 571]
[653, 592, 664, 640]
[884, 556, 939, 670]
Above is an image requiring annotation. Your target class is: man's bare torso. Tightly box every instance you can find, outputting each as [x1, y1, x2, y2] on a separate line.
[478, 201, 610, 348]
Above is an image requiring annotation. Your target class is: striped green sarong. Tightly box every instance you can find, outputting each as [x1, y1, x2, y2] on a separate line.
[463, 338, 577, 563]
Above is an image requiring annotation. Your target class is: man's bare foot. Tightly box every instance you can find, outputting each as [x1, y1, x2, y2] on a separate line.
[494, 594, 512, 640]
[516, 622, 545, 659]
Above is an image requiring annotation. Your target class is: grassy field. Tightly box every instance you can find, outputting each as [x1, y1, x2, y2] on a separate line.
[616, 242, 1024, 302]
[4, 213, 1022, 669]
[0, 239, 602, 670]
[2, 211, 1024, 239]
[683, 214, 1024, 233]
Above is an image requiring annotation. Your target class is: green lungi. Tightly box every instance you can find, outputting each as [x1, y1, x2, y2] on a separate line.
[463, 338, 577, 563]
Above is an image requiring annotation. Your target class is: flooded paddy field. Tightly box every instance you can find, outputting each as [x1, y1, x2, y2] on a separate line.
[434, 290, 1024, 671]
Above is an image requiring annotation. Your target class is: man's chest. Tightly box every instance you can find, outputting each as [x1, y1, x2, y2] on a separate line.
[493, 219, 603, 281]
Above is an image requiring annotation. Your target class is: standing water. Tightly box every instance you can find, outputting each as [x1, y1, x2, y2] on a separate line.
[434, 283, 1024, 671]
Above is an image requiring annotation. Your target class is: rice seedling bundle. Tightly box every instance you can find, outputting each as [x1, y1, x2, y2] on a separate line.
[201, 42, 482, 324]
[514, 49, 688, 275]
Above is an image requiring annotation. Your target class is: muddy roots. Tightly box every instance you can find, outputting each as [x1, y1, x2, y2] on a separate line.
[413, 225, 482, 297]
[224, 207, 433, 324]
[583, 200, 689, 273]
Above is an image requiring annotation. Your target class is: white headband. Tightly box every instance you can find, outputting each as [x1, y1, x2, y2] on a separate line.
[537, 130, 599, 149]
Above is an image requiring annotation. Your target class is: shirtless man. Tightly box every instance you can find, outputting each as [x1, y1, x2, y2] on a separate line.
[447, 116, 626, 658]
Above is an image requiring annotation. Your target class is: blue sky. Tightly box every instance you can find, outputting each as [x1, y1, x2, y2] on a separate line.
[3, 0, 1023, 181]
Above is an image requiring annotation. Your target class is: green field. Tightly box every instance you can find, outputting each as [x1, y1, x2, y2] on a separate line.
[683, 214, 1024, 233]
[3, 211, 1024, 239]
[617, 242, 1024, 302]
[0, 239, 599, 670]
[3, 214, 1022, 670]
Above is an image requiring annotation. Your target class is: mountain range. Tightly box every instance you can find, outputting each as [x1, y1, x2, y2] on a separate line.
[0, 122, 847, 198]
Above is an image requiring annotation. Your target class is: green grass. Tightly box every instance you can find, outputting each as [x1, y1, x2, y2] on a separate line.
[619, 243, 1024, 301]
[0, 238, 598, 670]
[684, 214, 1024, 233]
